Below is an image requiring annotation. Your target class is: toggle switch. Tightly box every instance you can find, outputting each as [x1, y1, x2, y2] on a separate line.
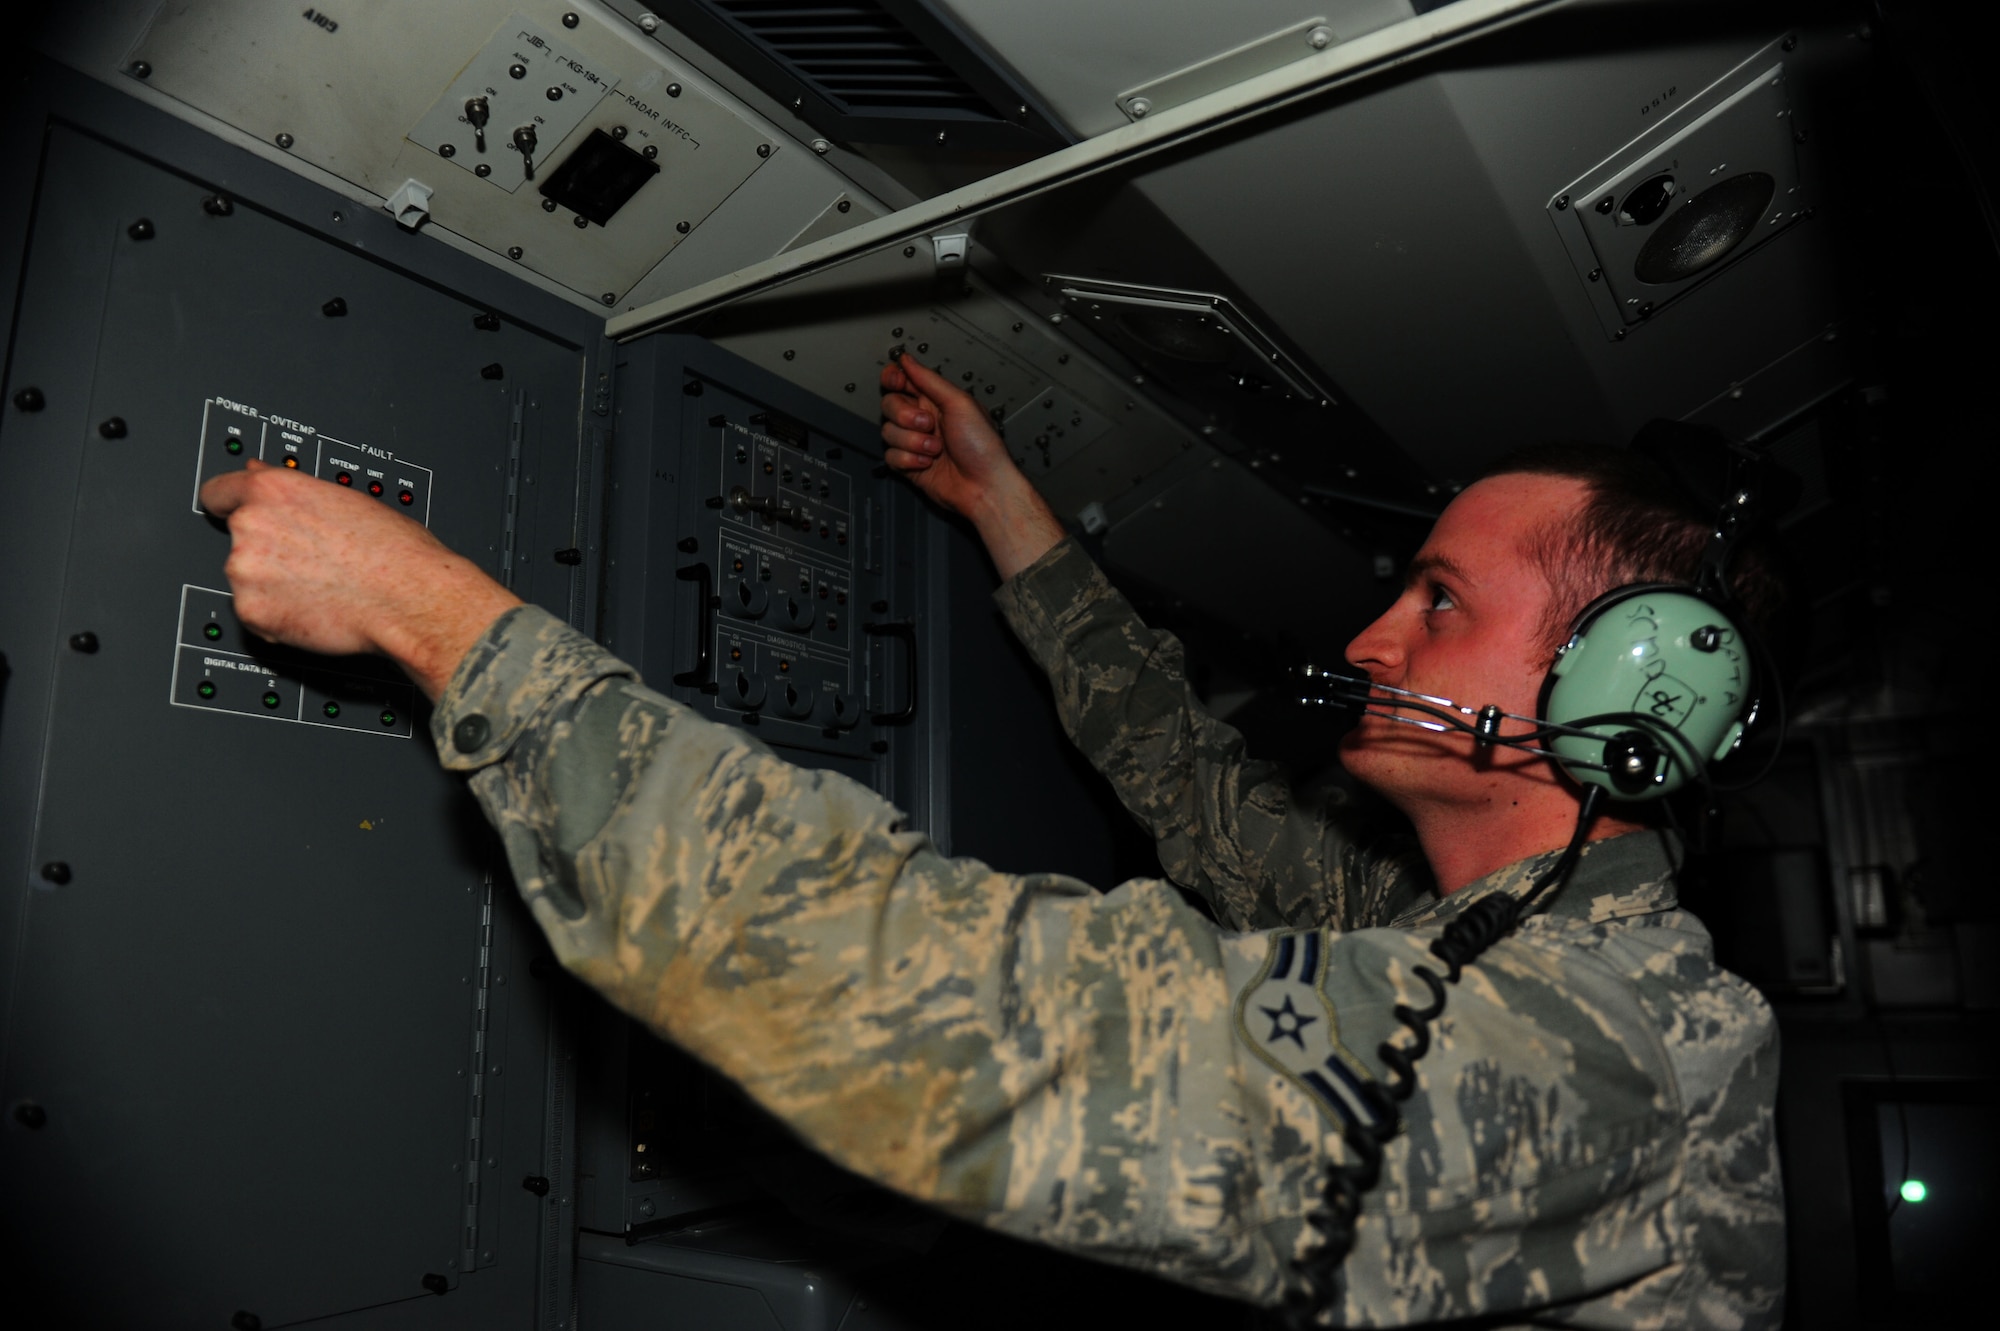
[513, 124, 539, 179]
[464, 96, 490, 152]
[732, 579, 769, 618]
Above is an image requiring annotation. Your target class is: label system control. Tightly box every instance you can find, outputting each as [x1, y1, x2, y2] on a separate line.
[181, 396, 433, 737]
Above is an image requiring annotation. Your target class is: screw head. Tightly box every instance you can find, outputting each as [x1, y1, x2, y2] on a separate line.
[573, 214, 588, 229]
[563, 11, 580, 27]
[321, 297, 347, 317]
[640, 13, 660, 33]
[666, 83, 681, 97]
[1595, 195, 1614, 214]
[13, 387, 45, 411]
[1638, 301, 1655, 318]
[1587, 268, 1602, 281]
[202, 194, 234, 216]
[481, 363, 505, 380]
[902, 245, 916, 257]
[675, 220, 689, 233]
[836, 199, 851, 213]
[129, 60, 151, 79]
[644, 144, 659, 159]
[601, 293, 616, 306]
[611, 125, 628, 140]
[439, 142, 456, 158]
[811, 138, 830, 154]
[1555, 194, 1569, 210]
[475, 163, 491, 177]
[546, 86, 563, 101]
[1128, 97, 1151, 118]
[1781, 34, 1797, 50]
[783, 349, 796, 360]
[509, 63, 526, 79]
[127, 218, 154, 241]
[97, 418, 127, 439]
[275, 132, 295, 150]
[507, 246, 523, 260]
[756, 143, 772, 158]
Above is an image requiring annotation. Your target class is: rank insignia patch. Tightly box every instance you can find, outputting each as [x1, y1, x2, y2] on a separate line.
[1235, 931, 1386, 1135]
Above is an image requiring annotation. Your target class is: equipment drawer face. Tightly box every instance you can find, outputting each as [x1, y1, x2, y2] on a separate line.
[672, 384, 900, 759]
[0, 125, 585, 1328]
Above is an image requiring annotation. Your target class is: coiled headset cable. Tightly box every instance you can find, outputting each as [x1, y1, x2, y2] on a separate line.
[1284, 784, 1607, 1328]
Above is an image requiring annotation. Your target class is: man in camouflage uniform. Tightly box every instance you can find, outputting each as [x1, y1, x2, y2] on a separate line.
[199, 353, 1784, 1328]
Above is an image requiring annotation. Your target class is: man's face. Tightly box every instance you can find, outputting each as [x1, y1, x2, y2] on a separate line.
[1339, 473, 1587, 809]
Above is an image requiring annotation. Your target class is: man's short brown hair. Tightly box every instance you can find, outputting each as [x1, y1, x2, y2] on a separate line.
[1482, 441, 1785, 665]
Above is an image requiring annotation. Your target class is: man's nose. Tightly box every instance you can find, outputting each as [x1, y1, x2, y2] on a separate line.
[1345, 605, 1404, 675]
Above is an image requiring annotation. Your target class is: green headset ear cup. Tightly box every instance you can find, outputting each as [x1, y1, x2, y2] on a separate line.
[1541, 586, 1753, 800]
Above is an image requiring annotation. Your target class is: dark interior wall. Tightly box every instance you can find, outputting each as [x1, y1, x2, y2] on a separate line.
[0, 60, 608, 1329]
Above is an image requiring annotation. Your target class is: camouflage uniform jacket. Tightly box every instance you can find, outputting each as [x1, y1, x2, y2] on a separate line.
[433, 555, 1784, 1328]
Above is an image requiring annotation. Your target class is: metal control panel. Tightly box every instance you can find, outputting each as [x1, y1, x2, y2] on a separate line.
[654, 374, 914, 764]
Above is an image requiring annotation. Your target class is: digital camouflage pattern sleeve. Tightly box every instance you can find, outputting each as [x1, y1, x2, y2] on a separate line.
[430, 605, 1784, 1328]
[993, 538, 1428, 933]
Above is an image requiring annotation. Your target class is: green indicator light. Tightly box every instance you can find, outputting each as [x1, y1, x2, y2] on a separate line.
[323, 701, 341, 719]
[196, 680, 216, 700]
[380, 709, 398, 727]
[203, 623, 223, 641]
[262, 691, 281, 710]
[1901, 1179, 1927, 1204]
[225, 437, 244, 455]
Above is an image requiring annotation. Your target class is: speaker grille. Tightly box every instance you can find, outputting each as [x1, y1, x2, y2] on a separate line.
[1634, 172, 1775, 285]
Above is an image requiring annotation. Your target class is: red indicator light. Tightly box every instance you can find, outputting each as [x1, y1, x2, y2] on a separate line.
[367, 481, 383, 496]
[283, 456, 299, 469]
[398, 490, 414, 506]
[335, 472, 353, 486]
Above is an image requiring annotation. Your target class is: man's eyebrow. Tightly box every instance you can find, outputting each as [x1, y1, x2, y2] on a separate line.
[1405, 553, 1472, 589]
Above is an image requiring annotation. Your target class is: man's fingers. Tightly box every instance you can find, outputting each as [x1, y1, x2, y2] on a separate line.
[880, 419, 940, 454]
[879, 393, 936, 433]
[882, 446, 934, 473]
[892, 353, 965, 408]
[880, 403, 940, 439]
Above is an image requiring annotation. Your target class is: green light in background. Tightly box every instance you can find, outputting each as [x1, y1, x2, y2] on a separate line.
[1900, 1179, 1927, 1204]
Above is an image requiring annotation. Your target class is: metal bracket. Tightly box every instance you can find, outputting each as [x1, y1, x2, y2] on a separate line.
[931, 232, 969, 267]
[1116, 18, 1337, 122]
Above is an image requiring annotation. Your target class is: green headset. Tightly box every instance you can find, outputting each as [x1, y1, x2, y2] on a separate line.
[1539, 581, 1753, 800]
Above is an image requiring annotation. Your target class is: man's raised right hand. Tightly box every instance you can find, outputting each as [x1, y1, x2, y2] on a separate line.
[879, 353, 1064, 579]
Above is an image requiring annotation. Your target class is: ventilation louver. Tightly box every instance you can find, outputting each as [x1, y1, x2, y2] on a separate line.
[651, 1, 1069, 150]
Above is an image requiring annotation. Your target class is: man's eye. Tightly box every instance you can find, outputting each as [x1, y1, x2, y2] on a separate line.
[1428, 586, 1456, 612]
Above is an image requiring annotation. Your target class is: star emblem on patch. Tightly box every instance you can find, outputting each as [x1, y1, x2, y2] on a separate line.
[1259, 995, 1317, 1049]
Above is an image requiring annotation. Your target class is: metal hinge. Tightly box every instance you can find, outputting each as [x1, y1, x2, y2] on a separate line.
[461, 874, 497, 1272]
[501, 393, 525, 589]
